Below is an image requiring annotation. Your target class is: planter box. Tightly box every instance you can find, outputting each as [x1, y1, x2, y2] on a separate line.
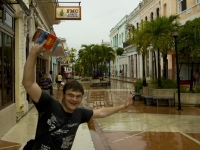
[139, 89, 143, 95]
[142, 87, 177, 106]
[142, 86, 149, 95]
[146, 97, 153, 105]
[149, 88, 177, 98]
[148, 88, 177, 106]
[175, 93, 200, 106]
[133, 93, 141, 101]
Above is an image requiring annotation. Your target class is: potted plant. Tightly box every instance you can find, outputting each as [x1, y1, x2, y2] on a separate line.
[147, 78, 177, 106]
[133, 79, 143, 100]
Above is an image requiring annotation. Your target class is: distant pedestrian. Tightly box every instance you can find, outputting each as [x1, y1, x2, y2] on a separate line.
[193, 69, 199, 87]
[39, 74, 52, 95]
[112, 70, 114, 77]
[48, 70, 54, 95]
[56, 73, 63, 89]
[115, 70, 118, 77]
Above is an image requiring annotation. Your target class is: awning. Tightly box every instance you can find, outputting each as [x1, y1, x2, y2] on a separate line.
[43, 43, 65, 57]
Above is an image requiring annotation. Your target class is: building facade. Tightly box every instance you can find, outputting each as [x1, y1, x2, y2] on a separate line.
[0, 0, 65, 138]
[110, 0, 200, 82]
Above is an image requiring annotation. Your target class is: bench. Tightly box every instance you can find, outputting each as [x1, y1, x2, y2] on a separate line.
[133, 93, 142, 101]
[90, 79, 101, 86]
[153, 96, 174, 107]
[100, 80, 109, 86]
[142, 95, 174, 106]
[149, 88, 176, 107]
[142, 95, 153, 105]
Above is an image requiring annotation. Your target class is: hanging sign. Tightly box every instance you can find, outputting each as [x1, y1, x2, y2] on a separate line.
[62, 57, 70, 61]
[55, 6, 81, 20]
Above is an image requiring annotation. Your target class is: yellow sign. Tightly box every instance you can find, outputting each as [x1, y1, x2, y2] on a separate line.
[62, 57, 70, 61]
[55, 6, 81, 20]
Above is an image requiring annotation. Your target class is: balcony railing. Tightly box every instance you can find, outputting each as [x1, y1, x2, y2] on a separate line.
[123, 41, 131, 48]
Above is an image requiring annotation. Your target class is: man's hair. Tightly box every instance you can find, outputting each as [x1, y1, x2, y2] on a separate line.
[63, 80, 84, 95]
[49, 70, 53, 74]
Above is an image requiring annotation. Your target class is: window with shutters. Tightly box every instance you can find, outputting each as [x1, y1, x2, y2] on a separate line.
[178, 0, 187, 13]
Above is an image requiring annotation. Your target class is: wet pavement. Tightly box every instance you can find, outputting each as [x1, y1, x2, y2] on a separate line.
[81, 78, 200, 150]
[1, 77, 200, 150]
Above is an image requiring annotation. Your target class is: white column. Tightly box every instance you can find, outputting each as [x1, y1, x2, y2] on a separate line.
[15, 16, 27, 113]
[155, 50, 158, 78]
[139, 54, 143, 79]
[137, 54, 140, 78]
[126, 55, 129, 78]
[134, 54, 137, 78]
[149, 49, 153, 80]
[116, 56, 118, 76]
[160, 53, 163, 77]
[28, 8, 35, 49]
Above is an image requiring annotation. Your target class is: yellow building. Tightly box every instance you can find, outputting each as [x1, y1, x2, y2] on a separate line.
[122, 0, 200, 80]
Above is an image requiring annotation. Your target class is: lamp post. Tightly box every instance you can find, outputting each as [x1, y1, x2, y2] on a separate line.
[172, 30, 181, 110]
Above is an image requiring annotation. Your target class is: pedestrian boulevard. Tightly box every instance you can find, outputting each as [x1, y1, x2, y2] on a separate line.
[1, 78, 200, 150]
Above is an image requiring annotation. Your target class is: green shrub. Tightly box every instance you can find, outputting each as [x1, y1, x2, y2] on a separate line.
[180, 86, 192, 93]
[133, 79, 143, 93]
[195, 87, 200, 93]
[179, 86, 200, 93]
[149, 78, 177, 89]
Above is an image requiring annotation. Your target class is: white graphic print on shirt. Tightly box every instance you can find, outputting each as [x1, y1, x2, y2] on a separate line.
[42, 113, 79, 149]
[61, 135, 74, 149]
[40, 144, 51, 150]
[47, 113, 58, 131]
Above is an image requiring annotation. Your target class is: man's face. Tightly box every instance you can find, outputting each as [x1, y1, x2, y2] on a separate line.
[62, 89, 83, 113]
[43, 74, 47, 80]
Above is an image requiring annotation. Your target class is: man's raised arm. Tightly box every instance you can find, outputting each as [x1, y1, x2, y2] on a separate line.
[92, 94, 134, 118]
[22, 41, 46, 103]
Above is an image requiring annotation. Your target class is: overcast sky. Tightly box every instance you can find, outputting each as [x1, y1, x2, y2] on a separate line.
[53, 0, 141, 51]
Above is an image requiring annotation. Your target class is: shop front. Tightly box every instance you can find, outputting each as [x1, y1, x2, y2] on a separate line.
[0, 0, 65, 139]
[0, 1, 16, 138]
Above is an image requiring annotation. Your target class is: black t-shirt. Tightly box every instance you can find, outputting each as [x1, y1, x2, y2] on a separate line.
[32, 91, 93, 150]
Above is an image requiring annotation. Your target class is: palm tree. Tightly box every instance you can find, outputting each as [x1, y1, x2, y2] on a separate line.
[177, 17, 200, 90]
[127, 23, 149, 86]
[142, 15, 179, 87]
[79, 44, 94, 76]
[69, 48, 76, 62]
[77, 44, 115, 79]
[101, 45, 115, 78]
[91, 44, 103, 78]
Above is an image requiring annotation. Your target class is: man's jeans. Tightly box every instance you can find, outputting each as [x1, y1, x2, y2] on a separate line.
[49, 86, 53, 95]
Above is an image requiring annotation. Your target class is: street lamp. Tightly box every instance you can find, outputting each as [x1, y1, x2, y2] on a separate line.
[172, 30, 181, 110]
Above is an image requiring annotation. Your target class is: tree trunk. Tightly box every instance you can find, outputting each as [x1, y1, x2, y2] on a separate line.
[157, 48, 161, 87]
[153, 51, 157, 79]
[142, 55, 147, 86]
[163, 53, 168, 78]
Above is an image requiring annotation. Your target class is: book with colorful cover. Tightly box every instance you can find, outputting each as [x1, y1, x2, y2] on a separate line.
[32, 27, 60, 51]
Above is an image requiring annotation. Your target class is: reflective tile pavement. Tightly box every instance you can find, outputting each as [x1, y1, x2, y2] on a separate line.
[84, 79, 200, 150]
[1, 78, 200, 150]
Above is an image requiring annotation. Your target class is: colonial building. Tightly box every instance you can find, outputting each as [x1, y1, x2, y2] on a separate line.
[0, 0, 65, 138]
[110, 0, 200, 82]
